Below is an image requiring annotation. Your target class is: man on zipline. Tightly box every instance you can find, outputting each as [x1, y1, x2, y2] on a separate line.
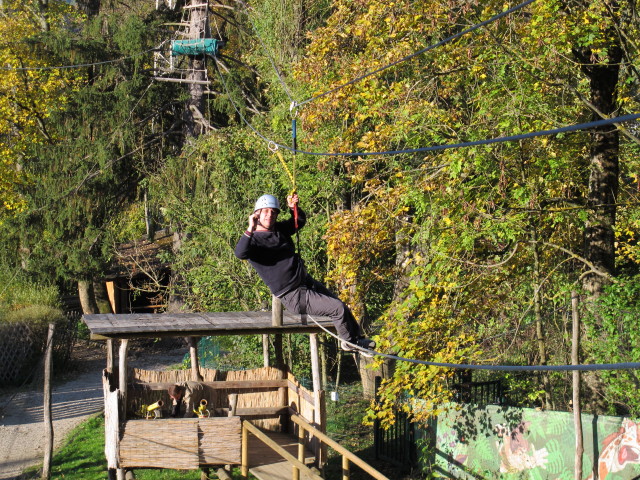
[234, 193, 375, 355]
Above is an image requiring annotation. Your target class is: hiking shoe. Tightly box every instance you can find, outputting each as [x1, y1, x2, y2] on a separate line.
[341, 337, 375, 357]
[356, 337, 376, 350]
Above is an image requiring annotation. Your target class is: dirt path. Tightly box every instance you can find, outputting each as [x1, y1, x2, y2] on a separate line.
[0, 340, 187, 480]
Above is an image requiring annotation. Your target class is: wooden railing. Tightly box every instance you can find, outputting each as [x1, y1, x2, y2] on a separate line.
[291, 415, 390, 480]
[241, 420, 323, 480]
[240, 415, 390, 480]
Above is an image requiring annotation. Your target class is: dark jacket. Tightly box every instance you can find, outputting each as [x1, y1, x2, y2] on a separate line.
[234, 208, 307, 297]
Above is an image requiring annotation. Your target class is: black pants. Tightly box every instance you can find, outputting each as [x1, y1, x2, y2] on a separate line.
[279, 278, 361, 342]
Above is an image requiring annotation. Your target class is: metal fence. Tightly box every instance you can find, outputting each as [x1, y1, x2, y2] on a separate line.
[452, 379, 507, 405]
[373, 374, 507, 471]
[0, 311, 79, 385]
[373, 406, 417, 473]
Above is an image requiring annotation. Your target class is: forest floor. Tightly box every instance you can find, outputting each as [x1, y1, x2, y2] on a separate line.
[0, 338, 187, 480]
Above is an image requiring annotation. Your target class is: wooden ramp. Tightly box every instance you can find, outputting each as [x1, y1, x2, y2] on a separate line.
[247, 431, 318, 480]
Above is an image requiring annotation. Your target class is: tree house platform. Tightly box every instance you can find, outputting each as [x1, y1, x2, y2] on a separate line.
[83, 311, 336, 340]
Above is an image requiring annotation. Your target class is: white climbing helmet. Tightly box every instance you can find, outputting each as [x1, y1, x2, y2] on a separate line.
[254, 194, 280, 212]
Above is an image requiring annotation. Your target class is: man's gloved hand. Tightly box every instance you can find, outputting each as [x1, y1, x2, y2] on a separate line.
[287, 193, 299, 209]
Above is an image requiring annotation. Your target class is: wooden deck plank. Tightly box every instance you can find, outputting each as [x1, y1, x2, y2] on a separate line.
[83, 312, 335, 339]
[247, 431, 318, 480]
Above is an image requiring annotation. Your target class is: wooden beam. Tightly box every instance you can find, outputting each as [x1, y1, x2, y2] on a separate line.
[152, 77, 211, 85]
[214, 406, 289, 416]
[83, 311, 336, 335]
[89, 324, 336, 340]
[132, 379, 289, 390]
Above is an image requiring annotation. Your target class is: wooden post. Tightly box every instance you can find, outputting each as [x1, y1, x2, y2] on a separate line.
[241, 422, 249, 478]
[187, 337, 203, 381]
[118, 339, 129, 405]
[342, 456, 350, 480]
[229, 393, 238, 416]
[272, 295, 283, 326]
[295, 424, 305, 480]
[42, 323, 55, 480]
[262, 334, 270, 367]
[309, 333, 323, 464]
[572, 292, 583, 480]
[118, 339, 129, 480]
[310, 334, 322, 392]
[106, 339, 115, 373]
[272, 295, 284, 368]
[104, 370, 120, 479]
[278, 368, 288, 432]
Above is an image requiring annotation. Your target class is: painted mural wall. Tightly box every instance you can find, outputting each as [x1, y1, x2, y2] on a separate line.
[419, 404, 640, 479]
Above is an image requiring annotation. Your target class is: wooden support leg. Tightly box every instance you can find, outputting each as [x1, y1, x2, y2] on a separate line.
[262, 334, 270, 367]
[309, 334, 323, 464]
[43, 323, 55, 480]
[106, 339, 115, 373]
[241, 422, 249, 478]
[342, 456, 350, 480]
[187, 336, 203, 381]
[117, 340, 129, 480]
[272, 295, 284, 368]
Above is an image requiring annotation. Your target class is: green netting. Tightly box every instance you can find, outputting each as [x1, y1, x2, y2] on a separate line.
[171, 39, 220, 56]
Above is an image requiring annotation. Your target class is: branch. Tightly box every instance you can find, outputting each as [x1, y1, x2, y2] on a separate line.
[533, 240, 613, 281]
[436, 242, 521, 269]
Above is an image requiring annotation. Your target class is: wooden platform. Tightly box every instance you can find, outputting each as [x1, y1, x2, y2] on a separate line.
[248, 431, 318, 480]
[83, 312, 335, 340]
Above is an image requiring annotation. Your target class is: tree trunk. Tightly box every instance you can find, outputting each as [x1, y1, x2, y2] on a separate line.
[78, 280, 99, 314]
[76, 0, 100, 16]
[571, 292, 584, 480]
[358, 355, 395, 399]
[532, 229, 553, 409]
[167, 231, 187, 312]
[93, 280, 113, 314]
[574, 30, 622, 298]
[183, 0, 208, 140]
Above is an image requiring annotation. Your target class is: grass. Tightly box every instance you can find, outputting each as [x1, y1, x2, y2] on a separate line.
[20, 382, 418, 480]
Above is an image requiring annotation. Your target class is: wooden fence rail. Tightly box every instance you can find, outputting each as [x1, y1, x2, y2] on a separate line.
[241, 420, 323, 480]
[290, 415, 390, 480]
